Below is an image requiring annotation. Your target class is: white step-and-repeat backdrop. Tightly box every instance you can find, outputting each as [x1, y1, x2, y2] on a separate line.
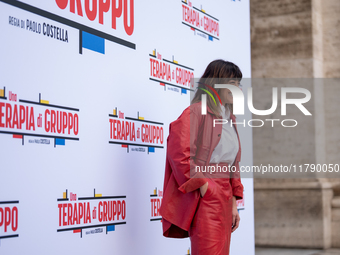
[0, 0, 254, 254]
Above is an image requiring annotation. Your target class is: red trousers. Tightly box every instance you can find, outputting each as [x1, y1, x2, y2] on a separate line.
[189, 173, 233, 255]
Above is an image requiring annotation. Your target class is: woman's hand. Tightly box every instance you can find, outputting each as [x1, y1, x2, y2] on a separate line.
[200, 182, 208, 197]
[231, 196, 240, 233]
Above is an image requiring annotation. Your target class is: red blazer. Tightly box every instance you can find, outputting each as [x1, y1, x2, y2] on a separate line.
[160, 101, 244, 238]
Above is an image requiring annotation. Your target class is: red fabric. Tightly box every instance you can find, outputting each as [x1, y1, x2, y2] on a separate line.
[189, 175, 233, 255]
[160, 101, 244, 239]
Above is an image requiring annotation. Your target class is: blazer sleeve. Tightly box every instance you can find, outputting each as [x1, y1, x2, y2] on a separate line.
[229, 146, 244, 200]
[167, 108, 208, 194]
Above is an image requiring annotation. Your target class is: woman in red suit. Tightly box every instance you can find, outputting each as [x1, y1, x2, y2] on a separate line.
[160, 60, 244, 255]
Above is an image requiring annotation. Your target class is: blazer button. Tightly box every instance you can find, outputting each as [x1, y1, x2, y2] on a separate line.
[218, 134, 221, 137]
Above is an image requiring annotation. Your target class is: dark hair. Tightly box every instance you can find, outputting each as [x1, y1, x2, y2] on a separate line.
[191, 59, 243, 117]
